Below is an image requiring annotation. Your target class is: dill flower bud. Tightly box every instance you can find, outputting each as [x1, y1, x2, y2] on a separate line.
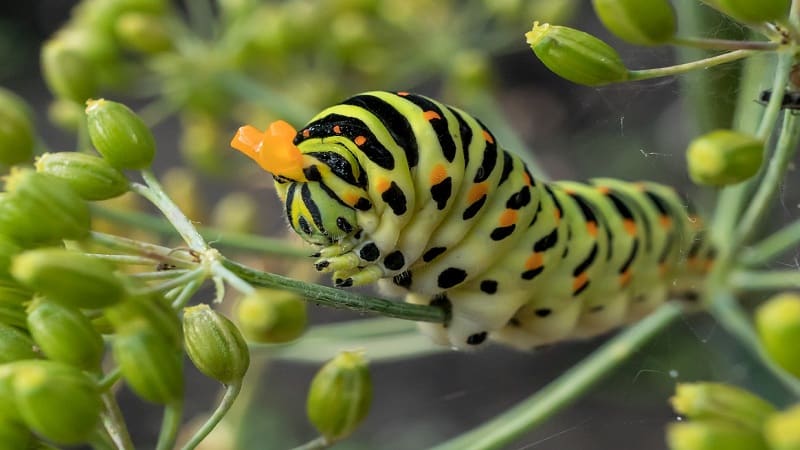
[687, 129, 763, 186]
[670, 382, 776, 431]
[104, 292, 182, 346]
[112, 325, 184, 404]
[10, 360, 102, 445]
[40, 40, 97, 103]
[756, 293, 800, 378]
[0, 169, 90, 245]
[666, 421, 768, 450]
[35, 152, 129, 201]
[306, 351, 372, 442]
[85, 99, 156, 169]
[707, 0, 790, 23]
[0, 236, 21, 280]
[11, 248, 125, 309]
[115, 12, 173, 53]
[0, 281, 30, 330]
[0, 87, 35, 166]
[183, 304, 250, 384]
[235, 288, 307, 343]
[0, 322, 40, 363]
[26, 298, 104, 370]
[592, 0, 676, 45]
[765, 404, 800, 450]
[526, 21, 629, 86]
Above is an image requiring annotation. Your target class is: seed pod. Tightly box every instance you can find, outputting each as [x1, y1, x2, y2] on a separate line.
[11, 248, 125, 309]
[10, 360, 102, 445]
[235, 288, 307, 343]
[670, 383, 776, 431]
[525, 21, 628, 86]
[40, 39, 97, 103]
[115, 12, 173, 53]
[183, 304, 249, 384]
[706, 0, 790, 23]
[665, 421, 768, 450]
[85, 99, 155, 169]
[592, 0, 676, 45]
[765, 404, 800, 450]
[104, 292, 181, 346]
[35, 152, 129, 201]
[0, 235, 21, 280]
[0, 169, 91, 246]
[687, 129, 763, 186]
[0, 322, 40, 363]
[26, 298, 104, 370]
[0, 87, 35, 166]
[306, 351, 372, 442]
[112, 325, 184, 404]
[0, 281, 32, 329]
[0, 415, 34, 450]
[756, 293, 800, 378]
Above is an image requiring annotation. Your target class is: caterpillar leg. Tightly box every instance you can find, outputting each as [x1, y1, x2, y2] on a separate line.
[332, 265, 383, 287]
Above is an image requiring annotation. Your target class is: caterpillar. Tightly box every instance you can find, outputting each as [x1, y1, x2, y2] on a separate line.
[231, 91, 714, 350]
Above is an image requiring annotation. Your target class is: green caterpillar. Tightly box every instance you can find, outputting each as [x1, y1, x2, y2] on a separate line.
[231, 91, 713, 350]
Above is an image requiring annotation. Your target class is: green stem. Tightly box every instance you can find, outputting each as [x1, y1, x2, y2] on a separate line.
[741, 220, 800, 266]
[91, 206, 309, 258]
[708, 292, 800, 396]
[131, 269, 191, 280]
[135, 170, 208, 250]
[431, 303, 683, 450]
[217, 72, 316, 125]
[627, 50, 757, 81]
[221, 258, 448, 323]
[181, 382, 242, 450]
[101, 392, 135, 450]
[210, 259, 255, 295]
[171, 278, 203, 309]
[669, 36, 780, 51]
[735, 111, 800, 246]
[291, 436, 329, 450]
[731, 269, 800, 290]
[84, 254, 159, 265]
[140, 267, 207, 296]
[99, 367, 122, 391]
[156, 402, 183, 450]
[263, 331, 444, 363]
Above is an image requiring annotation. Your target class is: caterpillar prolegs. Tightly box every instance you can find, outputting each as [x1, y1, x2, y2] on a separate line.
[231, 91, 713, 350]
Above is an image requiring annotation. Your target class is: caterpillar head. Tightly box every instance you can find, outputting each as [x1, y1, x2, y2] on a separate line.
[231, 121, 360, 246]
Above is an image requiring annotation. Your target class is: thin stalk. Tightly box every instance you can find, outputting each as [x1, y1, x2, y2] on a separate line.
[135, 170, 208, 250]
[156, 402, 183, 450]
[84, 254, 160, 265]
[627, 50, 757, 81]
[210, 259, 255, 295]
[181, 382, 242, 450]
[431, 303, 683, 450]
[131, 269, 191, 280]
[740, 220, 800, 266]
[138, 267, 207, 296]
[221, 258, 448, 323]
[171, 278, 204, 309]
[669, 36, 780, 51]
[90, 231, 186, 260]
[99, 367, 122, 391]
[731, 269, 800, 290]
[291, 436, 329, 450]
[101, 392, 135, 450]
[263, 331, 444, 363]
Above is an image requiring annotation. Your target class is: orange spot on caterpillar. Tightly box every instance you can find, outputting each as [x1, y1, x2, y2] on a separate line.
[354, 135, 367, 146]
[344, 192, 361, 207]
[586, 221, 598, 237]
[230, 121, 307, 181]
[302, 129, 310, 138]
[623, 219, 637, 236]
[429, 164, 448, 185]
[522, 171, 532, 186]
[376, 177, 391, 193]
[554, 208, 562, 221]
[467, 182, 488, 204]
[333, 125, 342, 134]
[397, 91, 409, 96]
[499, 209, 517, 227]
[423, 110, 441, 121]
[524, 252, 543, 271]
[572, 272, 589, 294]
[659, 215, 672, 228]
[619, 269, 632, 287]
[635, 182, 646, 191]
[596, 185, 610, 194]
[482, 129, 494, 144]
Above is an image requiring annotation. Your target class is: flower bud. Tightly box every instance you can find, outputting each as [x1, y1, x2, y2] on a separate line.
[0, 285, 29, 330]
[0, 87, 35, 166]
[40, 39, 97, 103]
[115, 12, 173, 53]
[0, 416, 34, 450]
[112, 325, 184, 404]
[235, 289, 307, 343]
[706, 0, 790, 23]
[35, 152, 130, 201]
[592, 0, 676, 45]
[10, 360, 102, 445]
[26, 298, 104, 370]
[765, 404, 800, 450]
[687, 129, 763, 186]
[666, 421, 768, 450]
[85, 99, 155, 169]
[525, 21, 629, 86]
[11, 248, 125, 309]
[0, 322, 40, 363]
[183, 304, 249, 384]
[670, 383, 776, 431]
[756, 293, 800, 378]
[211, 192, 258, 233]
[104, 292, 181, 345]
[0, 169, 91, 245]
[306, 351, 372, 442]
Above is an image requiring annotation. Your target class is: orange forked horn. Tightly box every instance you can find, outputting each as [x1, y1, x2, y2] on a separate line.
[230, 120, 307, 181]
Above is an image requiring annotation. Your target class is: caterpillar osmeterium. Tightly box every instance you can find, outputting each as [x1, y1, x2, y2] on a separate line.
[231, 91, 713, 350]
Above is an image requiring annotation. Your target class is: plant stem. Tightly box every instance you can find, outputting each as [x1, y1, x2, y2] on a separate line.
[221, 258, 448, 323]
[99, 367, 122, 391]
[171, 278, 203, 309]
[135, 170, 208, 250]
[140, 267, 207, 296]
[669, 36, 780, 51]
[156, 402, 183, 450]
[101, 392, 135, 450]
[741, 220, 800, 266]
[181, 382, 242, 450]
[291, 436, 329, 450]
[731, 269, 800, 290]
[431, 303, 683, 450]
[627, 50, 757, 82]
[735, 111, 800, 246]
[131, 269, 191, 280]
[84, 253, 160, 265]
[210, 259, 255, 295]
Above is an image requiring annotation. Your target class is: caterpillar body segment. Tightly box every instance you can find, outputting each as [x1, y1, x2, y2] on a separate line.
[231, 91, 713, 350]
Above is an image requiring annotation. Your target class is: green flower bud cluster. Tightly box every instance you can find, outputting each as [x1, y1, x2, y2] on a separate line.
[235, 288, 308, 343]
[687, 130, 763, 186]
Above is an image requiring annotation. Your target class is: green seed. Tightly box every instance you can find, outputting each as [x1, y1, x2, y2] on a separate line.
[670, 382, 776, 431]
[592, 0, 676, 45]
[665, 421, 768, 450]
[36, 152, 129, 201]
[708, 0, 790, 23]
[113, 325, 184, 404]
[85, 99, 156, 169]
[40, 39, 97, 103]
[183, 304, 250, 384]
[0, 322, 40, 363]
[0, 87, 35, 166]
[756, 293, 800, 378]
[27, 298, 104, 370]
[687, 129, 763, 186]
[235, 288, 307, 343]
